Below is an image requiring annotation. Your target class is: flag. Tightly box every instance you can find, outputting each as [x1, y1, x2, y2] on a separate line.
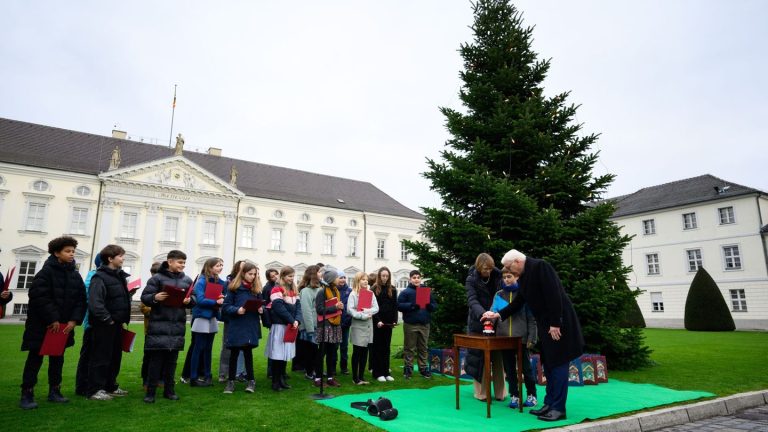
[491, 293, 509, 313]
[172, 95, 176, 109]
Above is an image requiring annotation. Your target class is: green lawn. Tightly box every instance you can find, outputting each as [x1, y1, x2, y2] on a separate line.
[0, 325, 765, 431]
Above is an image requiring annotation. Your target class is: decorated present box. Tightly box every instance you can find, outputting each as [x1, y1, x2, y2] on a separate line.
[567, 358, 584, 386]
[442, 348, 456, 375]
[594, 355, 608, 383]
[579, 355, 598, 385]
[429, 348, 443, 374]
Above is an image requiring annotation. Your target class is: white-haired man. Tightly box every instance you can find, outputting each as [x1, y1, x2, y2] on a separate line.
[484, 249, 584, 422]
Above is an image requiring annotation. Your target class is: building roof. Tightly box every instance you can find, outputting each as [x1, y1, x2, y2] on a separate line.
[609, 174, 764, 218]
[0, 117, 423, 220]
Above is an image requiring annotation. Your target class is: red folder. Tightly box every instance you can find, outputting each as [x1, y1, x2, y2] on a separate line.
[283, 325, 298, 342]
[204, 282, 224, 300]
[416, 286, 431, 309]
[121, 329, 136, 353]
[184, 275, 199, 300]
[39, 324, 69, 356]
[127, 278, 142, 291]
[317, 297, 342, 322]
[357, 288, 373, 311]
[3, 266, 15, 291]
[162, 284, 187, 308]
[243, 298, 264, 312]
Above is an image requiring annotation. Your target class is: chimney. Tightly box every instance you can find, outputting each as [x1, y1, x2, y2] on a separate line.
[207, 147, 222, 156]
[112, 129, 127, 139]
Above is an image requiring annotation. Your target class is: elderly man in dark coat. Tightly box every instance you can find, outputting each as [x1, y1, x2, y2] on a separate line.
[486, 249, 584, 422]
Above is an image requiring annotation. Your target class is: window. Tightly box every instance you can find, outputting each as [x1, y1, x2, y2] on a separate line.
[203, 221, 217, 245]
[13, 304, 29, 316]
[323, 233, 334, 255]
[723, 245, 742, 270]
[246, 206, 256, 216]
[642, 219, 656, 235]
[730, 289, 747, 311]
[270, 228, 282, 251]
[273, 210, 283, 218]
[682, 212, 697, 230]
[297, 230, 309, 253]
[25, 202, 47, 231]
[120, 212, 138, 238]
[397, 278, 408, 289]
[718, 207, 735, 225]
[164, 216, 179, 242]
[301, 213, 310, 222]
[400, 241, 409, 261]
[348, 235, 358, 257]
[76, 185, 91, 196]
[325, 216, 335, 224]
[16, 261, 37, 290]
[646, 253, 660, 275]
[70, 207, 88, 235]
[241, 225, 255, 248]
[686, 249, 703, 272]
[32, 180, 49, 192]
[376, 239, 386, 259]
[650, 292, 664, 312]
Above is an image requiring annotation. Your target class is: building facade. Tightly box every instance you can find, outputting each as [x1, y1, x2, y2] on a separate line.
[610, 175, 768, 330]
[0, 118, 424, 318]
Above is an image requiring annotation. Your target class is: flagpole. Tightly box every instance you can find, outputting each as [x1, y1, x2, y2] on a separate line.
[168, 84, 177, 148]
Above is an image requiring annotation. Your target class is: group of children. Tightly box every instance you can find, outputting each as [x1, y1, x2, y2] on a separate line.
[16, 235, 442, 409]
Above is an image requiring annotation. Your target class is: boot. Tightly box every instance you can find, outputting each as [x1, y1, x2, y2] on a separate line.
[223, 380, 235, 394]
[271, 370, 283, 392]
[20, 387, 38, 410]
[279, 375, 291, 389]
[245, 380, 255, 393]
[47, 385, 69, 403]
[143, 386, 156, 404]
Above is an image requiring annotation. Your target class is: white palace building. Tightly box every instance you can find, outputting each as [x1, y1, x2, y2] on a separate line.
[0, 117, 424, 318]
[609, 175, 768, 330]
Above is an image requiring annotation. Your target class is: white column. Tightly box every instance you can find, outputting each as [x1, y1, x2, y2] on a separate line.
[141, 203, 160, 284]
[98, 197, 117, 248]
[185, 207, 198, 265]
[223, 210, 236, 268]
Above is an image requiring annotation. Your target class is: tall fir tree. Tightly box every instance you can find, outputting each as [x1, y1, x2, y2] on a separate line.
[406, 0, 650, 370]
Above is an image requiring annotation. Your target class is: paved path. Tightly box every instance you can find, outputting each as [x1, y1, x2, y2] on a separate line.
[654, 405, 768, 431]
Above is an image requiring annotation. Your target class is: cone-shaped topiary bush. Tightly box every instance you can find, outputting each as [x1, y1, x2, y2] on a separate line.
[621, 295, 646, 328]
[684, 267, 735, 331]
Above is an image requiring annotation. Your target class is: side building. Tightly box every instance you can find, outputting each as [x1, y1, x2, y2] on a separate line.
[0, 117, 424, 318]
[609, 175, 768, 330]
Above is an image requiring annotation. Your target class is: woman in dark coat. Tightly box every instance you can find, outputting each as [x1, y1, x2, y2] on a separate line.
[464, 253, 505, 401]
[19, 236, 87, 410]
[489, 249, 584, 422]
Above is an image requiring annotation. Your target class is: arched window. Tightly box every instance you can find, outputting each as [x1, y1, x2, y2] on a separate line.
[33, 180, 49, 192]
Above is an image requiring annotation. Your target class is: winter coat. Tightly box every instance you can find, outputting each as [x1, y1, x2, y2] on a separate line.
[465, 265, 502, 333]
[493, 287, 537, 344]
[372, 285, 398, 326]
[339, 283, 352, 328]
[397, 283, 437, 325]
[260, 280, 277, 328]
[268, 287, 302, 326]
[347, 290, 379, 346]
[498, 257, 584, 369]
[222, 284, 263, 348]
[21, 255, 87, 352]
[191, 276, 226, 320]
[299, 285, 321, 333]
[140, 262, 194, 351]
[88, 266, 132, 326]
[81, 254, 102, 330]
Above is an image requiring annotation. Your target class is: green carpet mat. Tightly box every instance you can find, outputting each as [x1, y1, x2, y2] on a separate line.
[316, 379, 714, 431]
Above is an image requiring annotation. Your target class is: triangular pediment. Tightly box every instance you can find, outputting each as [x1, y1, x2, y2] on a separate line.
[99, 156, 243, 196]
[12, 245, 47, 256]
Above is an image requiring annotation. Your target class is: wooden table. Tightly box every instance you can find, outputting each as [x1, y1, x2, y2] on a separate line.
[453, 333, 523, 418]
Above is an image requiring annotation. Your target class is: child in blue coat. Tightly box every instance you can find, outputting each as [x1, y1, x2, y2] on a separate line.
[221, 262, 263, 393]
[189, 257, 226, 387]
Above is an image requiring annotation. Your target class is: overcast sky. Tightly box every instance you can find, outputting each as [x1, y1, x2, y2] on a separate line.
[1, 1, 766, 213]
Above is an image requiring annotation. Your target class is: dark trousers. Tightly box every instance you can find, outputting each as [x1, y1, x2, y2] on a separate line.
[501, 348, 537, 398]
[75, 327, 92, 394]
[228, 347, 254, 380]
[351, 344, 369, 382]
[190, 332, 215, 380]
[339, 326, 350, 371]
[87, 324, 123, 395]
[22, 350, 64, 389]
[315, 342, 339, 378]
[181, 335, 205, 379]
[298, 339, 318, 377]
[543, 361, 569, 412]
[371, 325, 393, 378]
[147, 350, 178, 395]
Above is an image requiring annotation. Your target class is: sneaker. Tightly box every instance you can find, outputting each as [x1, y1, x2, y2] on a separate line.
[223, 380, 235, 394]
[218, 376, 227, 383]
[508, 396, 520, 409]
[304, 372, 315, 381]
[420, 370, 432, 379]
[89, 390, 113, 401]
[236, 372, 248, 383]
[326, 377, 342, 387]
[110, 388, 128, 397]
[385, 376, 395, 382]
[180, 376, 189, 384]
[245, 380, 256, 393]
[377, 376, 387, 383]
[523, 395, 538, 407]
[313, 378, 322, 388]
[163, 392, 179, 401]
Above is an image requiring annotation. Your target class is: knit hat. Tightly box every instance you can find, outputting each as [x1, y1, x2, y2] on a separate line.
[322, 269, 338, 286]
[337, 270, 346, 279]
[94, 254, 102, 267]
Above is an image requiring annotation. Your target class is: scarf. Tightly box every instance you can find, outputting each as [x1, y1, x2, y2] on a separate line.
[325, 285, 341, 326]
[501, 282, 519, 293]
